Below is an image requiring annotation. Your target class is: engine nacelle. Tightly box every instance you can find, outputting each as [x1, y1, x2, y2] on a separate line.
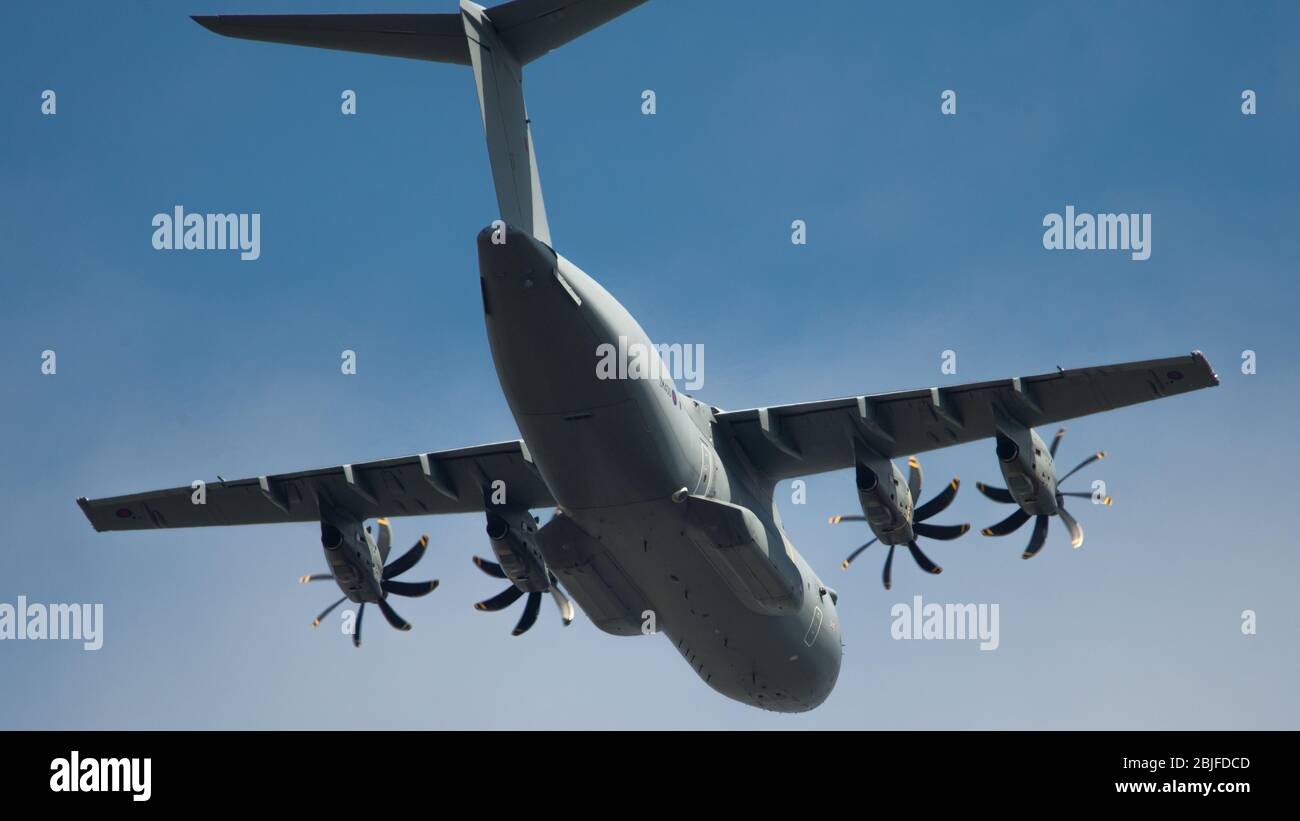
[855, 454, 914, 545]
[318, 506, 382, 600]
[485, 510, 550, 593]
[994, 425, 1059, 516]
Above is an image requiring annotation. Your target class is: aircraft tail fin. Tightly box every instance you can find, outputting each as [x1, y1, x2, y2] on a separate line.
[192, 1, 648, 247]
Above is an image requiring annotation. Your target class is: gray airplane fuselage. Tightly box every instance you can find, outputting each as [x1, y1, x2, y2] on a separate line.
[479, 225, 841, 712]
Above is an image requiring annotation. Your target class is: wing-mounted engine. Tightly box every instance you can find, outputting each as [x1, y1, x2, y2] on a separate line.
[987, 410, 1059, 515]
[828, 443, 970, 589]
[484, 510, 548, 592]
[473, 509, 575, 635]
[852, 450, 915, 544]
[317, 505, 381, 597]
[302, 503, 438, 647]
[977, 410, 1112, 558]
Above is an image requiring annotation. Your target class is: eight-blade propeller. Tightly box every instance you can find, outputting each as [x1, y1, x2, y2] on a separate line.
[472, 556, 575, 635]
[977, 427, 1112, 559]
[300, 519, 439, 647]
[830, 456, 971, 590]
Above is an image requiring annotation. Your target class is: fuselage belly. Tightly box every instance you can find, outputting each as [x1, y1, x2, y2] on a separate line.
[479, 225, 841, 712]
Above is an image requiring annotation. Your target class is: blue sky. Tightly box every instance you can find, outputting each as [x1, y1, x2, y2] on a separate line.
[1, 0, 1297, 729]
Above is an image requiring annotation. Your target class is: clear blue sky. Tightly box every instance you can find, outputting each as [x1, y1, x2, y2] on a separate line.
[1, 0, 1297, 729]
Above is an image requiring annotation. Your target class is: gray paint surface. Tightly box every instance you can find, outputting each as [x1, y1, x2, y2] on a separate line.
[78, 0, 1218, 712]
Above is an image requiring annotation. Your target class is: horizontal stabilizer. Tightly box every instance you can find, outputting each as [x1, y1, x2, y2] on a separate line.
[190, 1, 648, 66]
[191, 14, 472, 64]
[192, 1, 650, 245]
[489, 0, 648, 64]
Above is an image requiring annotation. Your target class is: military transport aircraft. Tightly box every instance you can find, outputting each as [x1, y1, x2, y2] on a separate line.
[76, 0, 1218, 713]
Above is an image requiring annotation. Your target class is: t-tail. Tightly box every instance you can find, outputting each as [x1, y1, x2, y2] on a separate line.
[193, 0, 648, 247]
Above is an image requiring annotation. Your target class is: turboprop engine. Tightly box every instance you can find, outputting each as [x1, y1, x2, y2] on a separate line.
[472, 509, 575, 635]
[977, 412, 1112, 558]
[854, 458, 915, 544]
[828, 447, 970, 589]
[992, 426, 1060, 516]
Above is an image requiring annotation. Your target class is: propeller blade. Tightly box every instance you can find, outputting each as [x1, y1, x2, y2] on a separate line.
[382, 535, 429, 580]
[914, 478, 960, 522]
[976, 482, 1016, 504]
[828, 515, 867, 525]
[475, 585, 524, 612]
[376, 596, 411, 631]
[1057, 505, 1084, 548]
[473, 556, 508, 579]
[382, 579, 440, 598]
[981, 508, 1030, 537]
[353, 603, 365, 648]
[841, 537, 879, 569]
[1049, 427, 1065, 458]
[548, 573, 575, 626]
[913, 522, 971, 541]
[376, 517, 391, 556]
[1059, 451, 1106, 484]
[907, 456, 923, 501]
[512, 591, 543, 636]
[907, 540, 942, 575]
[1022, 515, 1050, 559]
[882, 544, 897, 591]
[312, 595, 347, 628]
[299, 573, 333, 583]
[1061, 491, 1112, 505]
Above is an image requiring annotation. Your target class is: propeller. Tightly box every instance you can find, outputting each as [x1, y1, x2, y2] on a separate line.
[301, 522, 437, 647]
[830, 457, 971, 589]
[977, 427, 1111, 558]
[472, 556, 574, 635]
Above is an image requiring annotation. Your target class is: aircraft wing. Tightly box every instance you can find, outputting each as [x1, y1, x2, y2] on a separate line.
[78, 440, 554, 532]
[715, 352, 1218, 481]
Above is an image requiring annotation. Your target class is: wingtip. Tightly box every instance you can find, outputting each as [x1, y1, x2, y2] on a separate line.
[1191, 350, 1220, 386]
[75, 497, 105, 532]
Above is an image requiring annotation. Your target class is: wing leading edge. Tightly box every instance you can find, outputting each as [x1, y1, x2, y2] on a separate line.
[715, 351, 1219, 481]
[78, 439, 554, 532]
